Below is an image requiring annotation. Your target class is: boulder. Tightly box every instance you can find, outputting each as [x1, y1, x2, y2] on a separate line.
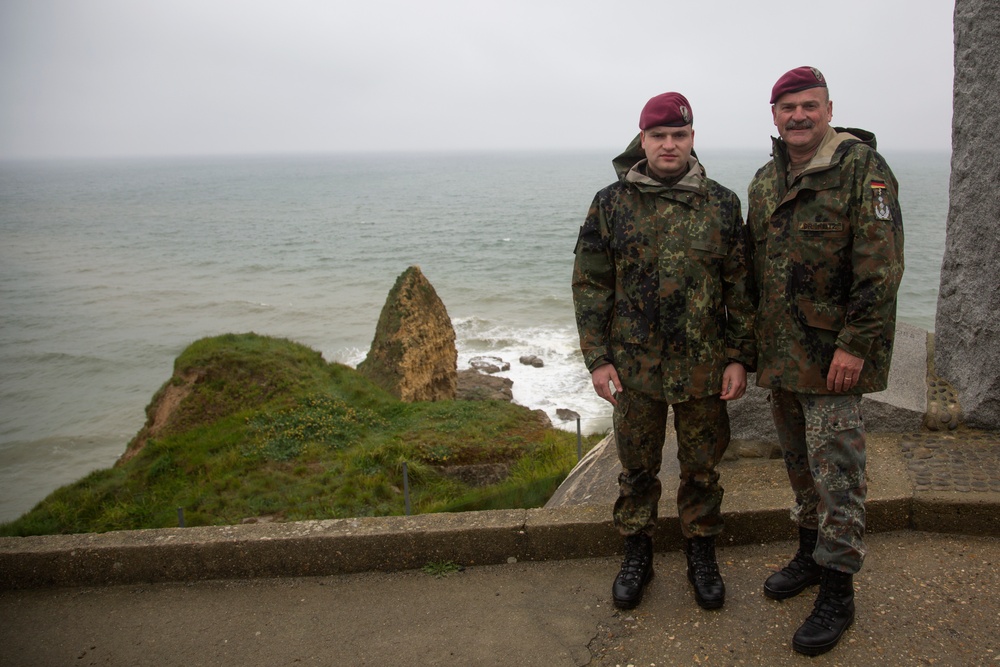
[455, 369, 513, 402]
[357, 266, 457, 402]
[519, 355, 544, 368]
[469, 356, 510, 374]
[556, 408, 580, 422]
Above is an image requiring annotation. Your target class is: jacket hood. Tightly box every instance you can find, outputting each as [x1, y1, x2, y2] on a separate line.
[837, 127, 877, 149]
[612, 133, 647, 180]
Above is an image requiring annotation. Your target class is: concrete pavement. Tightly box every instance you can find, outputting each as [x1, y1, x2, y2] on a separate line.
[1, 531, 998, 666]
[1, 428, 998, 665]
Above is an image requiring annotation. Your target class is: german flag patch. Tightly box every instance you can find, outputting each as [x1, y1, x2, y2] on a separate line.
[871, 181, 892, 221]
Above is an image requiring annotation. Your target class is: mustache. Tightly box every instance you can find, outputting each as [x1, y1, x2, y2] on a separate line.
[785, 119, 815, 130]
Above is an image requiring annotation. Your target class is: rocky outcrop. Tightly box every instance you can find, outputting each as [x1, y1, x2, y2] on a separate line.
[357, 266, 457, 402]
[934, 0, 1000, 430]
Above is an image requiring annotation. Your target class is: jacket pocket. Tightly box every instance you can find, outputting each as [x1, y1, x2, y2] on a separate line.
[826, 402, 862, 431]
[793, 222, 850, 270]
[796, 297, 845, 331]
[687, 238, 728, 260]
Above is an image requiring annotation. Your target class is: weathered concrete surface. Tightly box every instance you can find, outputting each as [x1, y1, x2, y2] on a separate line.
[863, 322, 930, 431]
[2, 531, 998, 667]
[935, 0, 1000, 429]
[0, 511, 530, 589]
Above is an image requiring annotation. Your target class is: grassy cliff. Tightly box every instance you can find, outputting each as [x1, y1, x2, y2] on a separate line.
[1, 333, 602, 537]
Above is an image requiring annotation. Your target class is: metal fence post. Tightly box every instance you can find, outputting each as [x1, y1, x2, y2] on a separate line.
[576, 417, 582, 461]
[403, 461, 411, 516]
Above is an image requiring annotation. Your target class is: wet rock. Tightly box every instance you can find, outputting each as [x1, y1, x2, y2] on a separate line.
[469, 356, 510, 374]
[455, 369, 513, 402]
[519, 355, 544, 368]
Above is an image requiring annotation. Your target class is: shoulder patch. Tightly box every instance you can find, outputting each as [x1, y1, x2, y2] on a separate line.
[870, 181, 892, 221]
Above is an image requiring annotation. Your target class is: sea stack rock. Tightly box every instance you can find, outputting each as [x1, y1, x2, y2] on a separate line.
[358, 266, 458, 402]
[935, 0, 1000, 429]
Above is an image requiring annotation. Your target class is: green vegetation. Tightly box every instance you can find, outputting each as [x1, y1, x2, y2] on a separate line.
[422, 561, 465, 577]
[1, 333, 604, 537]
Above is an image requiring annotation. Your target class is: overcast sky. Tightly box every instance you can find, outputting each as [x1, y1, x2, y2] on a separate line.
[0, 0, 954, 159]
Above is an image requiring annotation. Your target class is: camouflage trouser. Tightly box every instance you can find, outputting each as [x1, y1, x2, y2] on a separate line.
[612, 390, 730, 539]
[770, 388, 867, 573]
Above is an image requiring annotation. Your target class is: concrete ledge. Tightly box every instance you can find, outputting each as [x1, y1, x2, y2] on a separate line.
[0, 511, 530, 590]
[0, 489, 937, 591]
[911, 491, 1000, 535]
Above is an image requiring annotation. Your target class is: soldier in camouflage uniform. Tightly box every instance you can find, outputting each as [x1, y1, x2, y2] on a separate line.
[572, 92, 756, 612]
[747, 67, 904, 656]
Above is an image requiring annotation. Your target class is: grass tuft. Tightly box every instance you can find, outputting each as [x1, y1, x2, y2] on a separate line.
[422, 561, 465, 577]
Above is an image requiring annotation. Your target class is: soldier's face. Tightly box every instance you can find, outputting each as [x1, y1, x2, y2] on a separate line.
[640, 125, 694, 180]
[772, 88, 833, 157]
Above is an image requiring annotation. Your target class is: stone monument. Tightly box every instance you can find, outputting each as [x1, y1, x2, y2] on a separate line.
[935, 0, 1000, 430]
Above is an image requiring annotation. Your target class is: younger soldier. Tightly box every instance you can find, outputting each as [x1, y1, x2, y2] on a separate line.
[572, 92, 755, 611]
[747, 67, 904, 656]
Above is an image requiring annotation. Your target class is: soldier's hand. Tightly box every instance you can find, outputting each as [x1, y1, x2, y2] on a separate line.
[591, 363, 622, 406]
[827, 348, 865, 392]
[720, 362, 747, 400]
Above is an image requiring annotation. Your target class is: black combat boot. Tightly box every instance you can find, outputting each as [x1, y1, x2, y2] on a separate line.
[612, 533, 654, 609]
[791, 568, 856, 656]
[685, 536, 725, 609]
[764, 527, 823, 600]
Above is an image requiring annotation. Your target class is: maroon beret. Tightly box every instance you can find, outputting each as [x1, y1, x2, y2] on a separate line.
[770, 66, 827, 104]
[639, 92, 693, 129]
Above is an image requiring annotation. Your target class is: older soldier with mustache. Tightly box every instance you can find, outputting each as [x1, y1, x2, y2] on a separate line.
[746, 66, 904, 656]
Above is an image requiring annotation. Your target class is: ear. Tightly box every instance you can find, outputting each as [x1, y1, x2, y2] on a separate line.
[771, 104, 778, 126]
[639, 130, 647, 149]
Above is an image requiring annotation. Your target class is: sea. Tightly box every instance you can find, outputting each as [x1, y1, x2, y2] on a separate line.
[0, 148, 949, 523]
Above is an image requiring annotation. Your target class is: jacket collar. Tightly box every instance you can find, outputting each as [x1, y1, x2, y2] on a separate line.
[625, 155, 705, 195]
[771, 126, 877, 180]
[612, 133, 707, 199]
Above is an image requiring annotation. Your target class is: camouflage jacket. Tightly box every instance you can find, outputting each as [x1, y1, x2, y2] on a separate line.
[747, 127, 904, 394]
[572, 135, 756, 404]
